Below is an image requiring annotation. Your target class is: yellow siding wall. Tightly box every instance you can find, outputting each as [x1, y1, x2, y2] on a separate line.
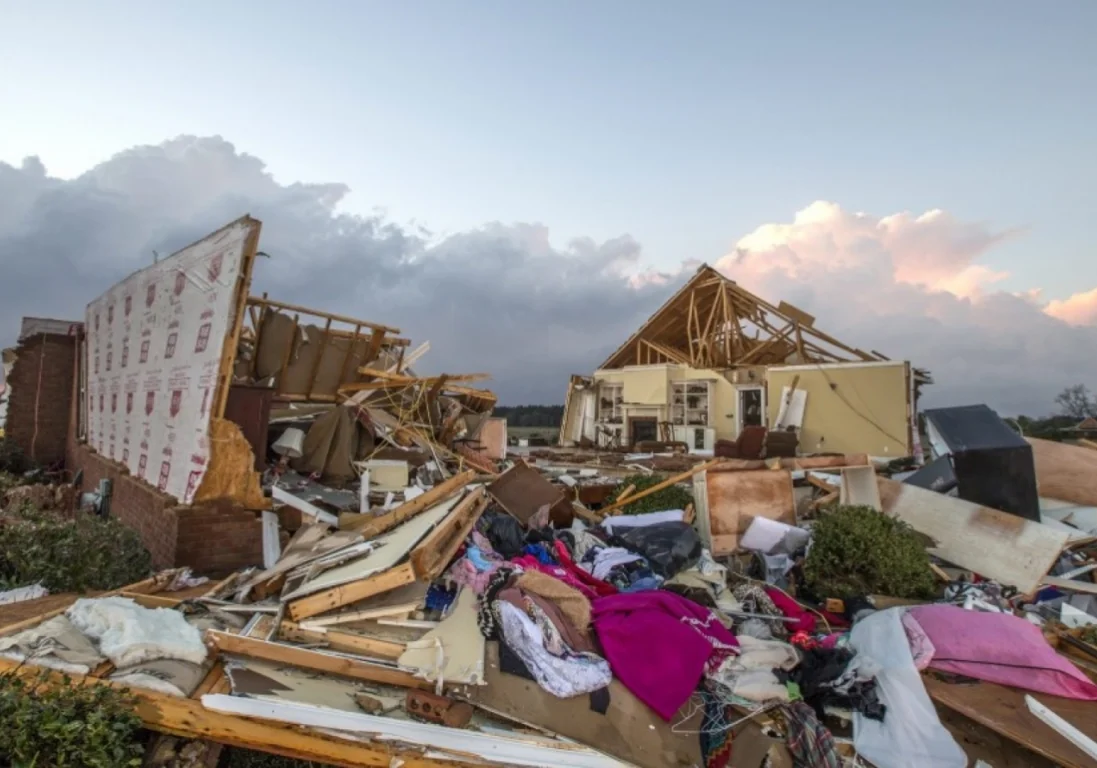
[594, 366, 669, 405]
[671, 368, 738, 441]
[766, 362, 911, 457]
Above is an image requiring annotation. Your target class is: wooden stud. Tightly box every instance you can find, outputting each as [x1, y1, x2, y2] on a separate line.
[597, 458, 723, 517]
[410, 491, 488, 579]
[279, 621, 406, 661]
[287, 562, 418, 622]
[335, 322, 362, 394]
[213, 217, 262, 418]
[206, 630, 431, 690]
[246, 296, 400, 335]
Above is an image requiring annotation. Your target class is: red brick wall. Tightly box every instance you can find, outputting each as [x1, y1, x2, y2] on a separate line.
[6, 333, 77, 466]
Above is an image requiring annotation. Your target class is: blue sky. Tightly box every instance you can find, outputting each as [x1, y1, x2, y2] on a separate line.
[2, 1, 1095, 301]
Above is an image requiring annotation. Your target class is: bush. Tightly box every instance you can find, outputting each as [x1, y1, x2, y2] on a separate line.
[0, 440, 33, 475]
[0, 670, 145, 767]
[223, 750, 334, 767]
[0, 504, 152, 592]
[605, 473, 694, 516]
[803, 505, 937, 600]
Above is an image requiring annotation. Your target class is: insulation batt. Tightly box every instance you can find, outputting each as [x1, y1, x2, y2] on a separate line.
[66, 597, 207, 667]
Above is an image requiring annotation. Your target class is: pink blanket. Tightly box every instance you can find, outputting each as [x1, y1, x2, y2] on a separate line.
[592, 590, 737, 720]
[909, 604, 1097, 700]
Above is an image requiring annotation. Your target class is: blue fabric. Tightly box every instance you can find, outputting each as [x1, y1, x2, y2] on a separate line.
[466, 546, 495, 571]
[623, 576, 662, 592]
[522, 543, 556, 565]
[425, 583, 457, 612]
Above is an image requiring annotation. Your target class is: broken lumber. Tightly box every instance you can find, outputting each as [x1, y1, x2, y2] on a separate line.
[597, 458, 722, 517]
[345, 470, 475, 537]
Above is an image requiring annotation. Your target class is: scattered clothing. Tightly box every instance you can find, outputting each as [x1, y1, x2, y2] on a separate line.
[515, 568, 593, 640]
[699, 691, 735, 768]
[849, 608, 966, 768]
[667, 549, 741, 614]
[521, 543, 557, 565]
[785, 701, 841, 768]
[478, 510, 526, 559]
[788, 646, 885, 722]
[601, 509, 685, 533]
[587, 547, 644, 580]
[611, 521, 701, 578]
[909, 603, 1097, 700]
[708, 636, 799, 703]
[465, 545, 497, 572]
[425, 583, 457, 612]
[593, 590, 738, 720]
[732, 583, 788, 637]
[900, 611, 936, 671]
[764, 587, 817, 634]
[498, 602, 612, 698]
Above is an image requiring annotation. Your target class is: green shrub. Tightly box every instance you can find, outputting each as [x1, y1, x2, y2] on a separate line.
[224, 750, 334, 767]
[804, 504, 937, 600]
[0, 440, 33, 475]
[0, 505, 152, 592]
[605, 474, 694, 516]
[0, 670, 144, 768]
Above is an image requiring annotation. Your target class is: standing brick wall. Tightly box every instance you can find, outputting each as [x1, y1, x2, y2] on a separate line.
[6, 333, 77, 466]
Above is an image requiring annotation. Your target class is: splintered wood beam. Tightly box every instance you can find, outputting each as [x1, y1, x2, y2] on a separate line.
[279, 621, 406, 661]
[687, 289, 698, 365]
[247, 296, 401, 335]
[288, 562, 418, 621]
[410, 490, 488, 579]
[206, 630, 431, 690]
[794, 325, 806, 360]
[345, 470, 476, 537]
[365, 329, 387, 366]
[720, 286, 733, 366]
[698, 289, 723, 367]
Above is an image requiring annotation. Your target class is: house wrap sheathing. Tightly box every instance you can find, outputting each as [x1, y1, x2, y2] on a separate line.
[560, 264, 930, 458]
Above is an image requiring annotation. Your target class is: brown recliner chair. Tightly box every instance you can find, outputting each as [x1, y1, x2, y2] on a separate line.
[714, 425, 768, 459]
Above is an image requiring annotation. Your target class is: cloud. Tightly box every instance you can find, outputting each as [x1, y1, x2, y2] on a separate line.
[717, 201, 1097, 416]
[1046, 287, 1097, 326]
[0, 137, 676, 405]
[1, 137, 1095, 415]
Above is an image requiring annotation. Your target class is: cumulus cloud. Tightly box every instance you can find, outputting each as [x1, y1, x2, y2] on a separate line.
[717, 202, 1097, 416]
[1, 137, 1095, 415]
[0, 137, 676, 405]
[1046, 287, 1097, 326]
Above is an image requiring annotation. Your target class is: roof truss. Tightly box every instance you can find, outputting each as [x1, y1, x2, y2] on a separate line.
[600, 265, 876, 370]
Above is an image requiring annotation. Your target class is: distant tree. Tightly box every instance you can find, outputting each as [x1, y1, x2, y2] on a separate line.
[1055, 384, 1097, 420]
[493, 405, 564, 428]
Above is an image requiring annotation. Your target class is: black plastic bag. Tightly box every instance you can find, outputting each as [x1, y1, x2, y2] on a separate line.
[613, 521, 701, 578]
[478, 509, 526, 559]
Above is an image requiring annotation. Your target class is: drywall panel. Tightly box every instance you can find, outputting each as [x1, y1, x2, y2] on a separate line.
[85, 217, 259, 504]
[877, 477, 1068, 593]
[766, 361, 911, 458]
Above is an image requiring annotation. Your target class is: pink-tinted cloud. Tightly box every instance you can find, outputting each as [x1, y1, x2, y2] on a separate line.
[1046, 287, 1097, 326]
[715, 202, 1097, 415]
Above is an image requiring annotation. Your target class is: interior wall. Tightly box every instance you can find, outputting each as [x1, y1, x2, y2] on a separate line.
[765, 362, 912, 457]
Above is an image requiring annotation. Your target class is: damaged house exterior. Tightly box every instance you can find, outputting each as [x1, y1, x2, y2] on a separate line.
[560, 264, 931, 459]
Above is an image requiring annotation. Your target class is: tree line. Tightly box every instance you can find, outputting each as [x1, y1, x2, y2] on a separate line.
[492, 405, 563, 428]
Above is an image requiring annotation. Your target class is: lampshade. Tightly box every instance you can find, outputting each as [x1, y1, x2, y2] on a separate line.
[272, 427, 305, 459]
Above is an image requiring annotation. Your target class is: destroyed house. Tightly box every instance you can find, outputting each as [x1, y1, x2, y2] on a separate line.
[560, 264, 931, 458]
[6, 215, 501, 574]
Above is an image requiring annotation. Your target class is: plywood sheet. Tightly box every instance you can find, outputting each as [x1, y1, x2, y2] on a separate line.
[925, 676, 1097, 768]
[1028, 438, 1097, 507]
[704, 469, 795, 555]
[459, 642, 702, 768]
[488, 461, 565, 526]
[878, 477, 1068, 593]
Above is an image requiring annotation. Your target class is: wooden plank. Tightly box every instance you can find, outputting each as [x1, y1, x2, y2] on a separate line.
[214, 217, 262, 419]
[877, 477, 1069, 593]
[1042, 576, 1097, 595]
[280, 621, 406, 660]
[206, 630, 431, 690]
[346, 470, 475, 536]
[704, 469, 796, 555]
[0, 657, 462, 768]
[410, 490, 488, 579]
[926, 676, 1097, 768]
[288, 562, 418, 622]
[247, 296, 401, 335]
[1028, 438, 1097, 507]
[274, 313, 299, 396]
[597, 458, 722, 517]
